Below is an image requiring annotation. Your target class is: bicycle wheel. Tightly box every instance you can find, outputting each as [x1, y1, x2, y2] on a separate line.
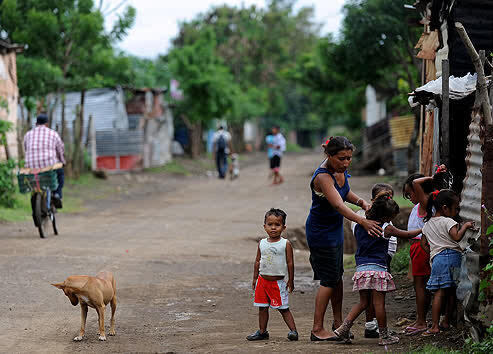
[51, 204, 58, 235]
[34, 193, 45, 238]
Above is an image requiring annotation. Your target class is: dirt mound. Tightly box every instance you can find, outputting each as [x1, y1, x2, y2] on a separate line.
[287, 207, 413, 254]
[284, 226, 308, 249]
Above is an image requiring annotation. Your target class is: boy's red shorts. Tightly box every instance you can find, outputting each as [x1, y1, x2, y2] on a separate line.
[254, 275, 289, 309]
[410, 241, 431, 276]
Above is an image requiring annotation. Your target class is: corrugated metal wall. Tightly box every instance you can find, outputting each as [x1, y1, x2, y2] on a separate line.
[95, 130, 143, 157]
[459, 112, 482, 245]
[51, 87, 128, 137]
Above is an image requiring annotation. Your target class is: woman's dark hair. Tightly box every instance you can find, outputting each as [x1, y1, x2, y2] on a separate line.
[323, 136, 354, 156]
[403, 170, 453, 199]
[366, 191, 400, 222]
[425, 189, 459, 221]
[264, 208, 287, 225]
[372, 183, 394, 199]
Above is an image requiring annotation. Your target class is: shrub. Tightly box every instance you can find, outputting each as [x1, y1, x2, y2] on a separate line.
[391, 243, 410, 274]
[0, 159, 17, 208]
[465, 322, 493, 354]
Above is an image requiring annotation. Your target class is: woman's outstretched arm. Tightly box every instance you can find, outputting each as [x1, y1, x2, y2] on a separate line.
[315, 174, 382, 237]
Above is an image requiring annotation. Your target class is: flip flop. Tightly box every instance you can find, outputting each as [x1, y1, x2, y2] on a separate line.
[396, 318, 414, 327]
[310, 332, 341, 342]
[421, 329, 440, 337]
[405, 326, 427, 336]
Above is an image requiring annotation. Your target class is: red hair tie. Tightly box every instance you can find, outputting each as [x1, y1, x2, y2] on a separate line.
[432, 190, 440, 200]
[324, 136, 334, 145]
[435, 164, 443, 173]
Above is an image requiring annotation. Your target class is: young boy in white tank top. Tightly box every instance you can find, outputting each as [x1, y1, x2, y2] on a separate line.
[246, 208, 298, 341]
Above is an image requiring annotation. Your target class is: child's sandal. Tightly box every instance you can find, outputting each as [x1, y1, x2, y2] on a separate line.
[421, 329, 439, 337]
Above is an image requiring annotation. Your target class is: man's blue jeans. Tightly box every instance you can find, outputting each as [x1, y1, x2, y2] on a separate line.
[216, 151, 228, 179]
[55, 168, 64, 198]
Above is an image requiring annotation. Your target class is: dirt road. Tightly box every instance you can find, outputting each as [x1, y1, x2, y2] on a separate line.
[0, 153, 431, 353]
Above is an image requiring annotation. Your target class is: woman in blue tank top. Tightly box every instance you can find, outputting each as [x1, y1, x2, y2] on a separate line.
[306, 136, 383, 341]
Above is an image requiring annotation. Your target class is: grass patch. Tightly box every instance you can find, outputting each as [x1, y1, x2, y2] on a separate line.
[0, 191, 83, 222]
[347, 197, 413, 212]
[286, 142, 304, 153]
[66, 172, 104, 187]
[394, 195, 414, 208]
[391, 243, 411, 274]
[144, 161, 190, 176]
[343, 254, 356, 270]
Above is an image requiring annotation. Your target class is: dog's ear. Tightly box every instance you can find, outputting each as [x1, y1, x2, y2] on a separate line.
[51, 282, 65, 289]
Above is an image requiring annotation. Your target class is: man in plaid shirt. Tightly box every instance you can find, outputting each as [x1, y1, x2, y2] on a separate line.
[24, 114, 66, 208]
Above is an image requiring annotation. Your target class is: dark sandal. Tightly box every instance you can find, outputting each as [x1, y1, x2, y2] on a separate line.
[310, 332, 341, 342]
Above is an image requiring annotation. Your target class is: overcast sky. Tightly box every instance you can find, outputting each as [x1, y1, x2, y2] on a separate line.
[104, 0, 347, 58]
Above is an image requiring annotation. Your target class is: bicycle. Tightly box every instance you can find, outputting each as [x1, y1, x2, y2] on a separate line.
[18, 165, 61, 238]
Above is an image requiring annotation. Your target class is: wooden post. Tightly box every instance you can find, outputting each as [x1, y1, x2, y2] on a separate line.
[90, 116, 96, 171]
[78, 90, 85, 174]
[61, 93, 66, 141]
[85, 115, 92, 149]
[442, 59, 450, 166]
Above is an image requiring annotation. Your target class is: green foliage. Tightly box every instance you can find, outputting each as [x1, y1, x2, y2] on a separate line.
[129, 55, 171, 89]
[16, 56, 63, 98]
[170, 1, 322, 135]
[0, 0, 136, 97]
[168, 28, 238, 124]
[285, 142, 304, 153]
[144, 161, 190, 176]
[479, 205, 493, 303]
[0, 189, 83, 222]
[0, 159, 16, 208]
[391, 243, 411, 274]
[0, 119, 16, 208]
[465, 322, 493, 354]
[337, 0, 421, 90]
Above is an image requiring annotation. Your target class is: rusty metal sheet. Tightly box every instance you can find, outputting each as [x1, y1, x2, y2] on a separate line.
[459, 112, 483, 243]
[456, 112, 482, 335]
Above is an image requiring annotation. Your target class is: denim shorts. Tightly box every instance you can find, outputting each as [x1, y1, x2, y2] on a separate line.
[426, 249, 462, 291]
[356, 264, 387, 272]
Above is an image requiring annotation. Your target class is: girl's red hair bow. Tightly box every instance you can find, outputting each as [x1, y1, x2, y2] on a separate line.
[432, 190, 440, 200]
[324, 136, 333, 145]
[435, 164, 443, 173]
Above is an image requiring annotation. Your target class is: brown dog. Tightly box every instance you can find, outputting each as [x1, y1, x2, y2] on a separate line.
[52, 271, 117, 341]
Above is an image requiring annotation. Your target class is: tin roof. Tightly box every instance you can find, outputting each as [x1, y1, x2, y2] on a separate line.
[388, 115, 415, 149]
[0, 39, 24, 53]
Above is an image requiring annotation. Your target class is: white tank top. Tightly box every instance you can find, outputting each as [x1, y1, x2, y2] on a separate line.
[259, 238, 288, 277]
[408, 203, 425, 239]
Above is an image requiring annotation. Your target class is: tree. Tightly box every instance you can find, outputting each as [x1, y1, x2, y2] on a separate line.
[168, 29, 238, 157]
[335, 0, 422, 171]
[170, 1, 321, 149]
[0, 0, 136, 176]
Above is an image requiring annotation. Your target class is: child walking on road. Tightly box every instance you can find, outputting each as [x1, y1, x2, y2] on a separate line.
[247, 208, 298, 341]
[335, 192, 422, 346]
[420, 189, 476, 336]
